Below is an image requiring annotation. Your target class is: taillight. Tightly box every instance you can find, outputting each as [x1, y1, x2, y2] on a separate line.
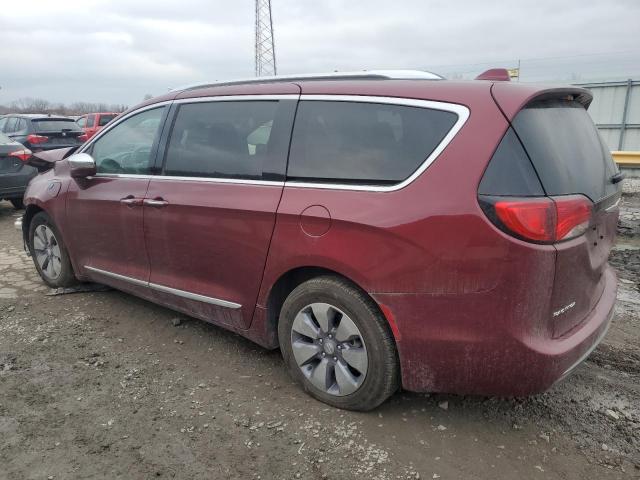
[27, 134, 48, 145]
[480, 195, 592, 243]
[78, 133, 88, 142]
[8, 149, 32, 162]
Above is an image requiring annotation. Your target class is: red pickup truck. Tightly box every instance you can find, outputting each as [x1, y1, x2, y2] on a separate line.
[76, 112, 118, 142]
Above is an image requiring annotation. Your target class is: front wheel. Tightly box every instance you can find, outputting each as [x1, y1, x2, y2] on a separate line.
[278, 276, 400, 411]
[28, 212, 77, 288]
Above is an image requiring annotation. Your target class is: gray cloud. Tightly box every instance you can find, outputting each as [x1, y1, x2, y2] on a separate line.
[0, 0, 638, 106]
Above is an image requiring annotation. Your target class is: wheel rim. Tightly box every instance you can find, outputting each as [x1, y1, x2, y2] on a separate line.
[33, 225, 62, 280]
[290, 302, 368, 396]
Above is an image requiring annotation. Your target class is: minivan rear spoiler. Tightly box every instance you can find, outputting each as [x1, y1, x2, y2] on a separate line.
[491, 83, 593, 120]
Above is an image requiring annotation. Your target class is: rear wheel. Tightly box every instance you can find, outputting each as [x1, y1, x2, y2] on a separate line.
[278, 276, 399, 411]
[10, 198, 24, 209]
[28, 212, 77, 288]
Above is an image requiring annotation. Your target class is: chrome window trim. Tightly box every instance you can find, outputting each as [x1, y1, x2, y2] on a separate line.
[82, 94, 469, 192]
[92, 173, 284, 186]
[84, 265, 242, 309]
[285, 95, 469, 192]
[78, 100, 174, 154]
[173, 94, 299, 104]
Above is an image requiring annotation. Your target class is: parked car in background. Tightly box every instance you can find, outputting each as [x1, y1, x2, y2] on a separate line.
[0, 131, 35, 209]
[76, 112, 118, 142]
[0, 114, 83, 152]
[18, 71, 621, 410]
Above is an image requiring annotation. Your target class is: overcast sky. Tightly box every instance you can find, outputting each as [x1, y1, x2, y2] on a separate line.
[1, 0, 639, 106]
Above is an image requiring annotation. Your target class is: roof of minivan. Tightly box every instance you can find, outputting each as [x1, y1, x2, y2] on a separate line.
[129, 74, 592, 121]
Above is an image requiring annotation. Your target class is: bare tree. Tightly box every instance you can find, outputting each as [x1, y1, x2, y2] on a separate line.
[1, 99, 129, 116]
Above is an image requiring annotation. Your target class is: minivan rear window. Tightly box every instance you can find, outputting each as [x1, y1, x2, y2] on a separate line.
[34, 119, 82, 133]
[512, 99, 618, 202]
[287, 101, 458, 185]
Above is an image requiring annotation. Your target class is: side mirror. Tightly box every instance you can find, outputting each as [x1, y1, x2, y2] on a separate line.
[68, 153, 97, 178]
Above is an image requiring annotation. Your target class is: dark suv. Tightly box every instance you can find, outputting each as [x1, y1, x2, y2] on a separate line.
[0, 114, 83, 152]
[18, 71, 621, 410]
[0, 132, 35, 209]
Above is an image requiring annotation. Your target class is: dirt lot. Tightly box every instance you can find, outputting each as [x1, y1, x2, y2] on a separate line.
[0, 197, 639, 480]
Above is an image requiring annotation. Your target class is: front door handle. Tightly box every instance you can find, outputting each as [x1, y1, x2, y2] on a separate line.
[120, 196, 143, 207]
[143, 198, 169, 208]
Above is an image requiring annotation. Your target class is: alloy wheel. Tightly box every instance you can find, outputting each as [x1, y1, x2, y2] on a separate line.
[32, 225, 62, 280]
[290, 302, 368, 396]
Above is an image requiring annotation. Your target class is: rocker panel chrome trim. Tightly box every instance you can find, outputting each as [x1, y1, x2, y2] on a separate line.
[84, 266, 242, 309]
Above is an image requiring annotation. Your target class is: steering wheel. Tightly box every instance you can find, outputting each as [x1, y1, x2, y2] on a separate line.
[100, 158, 123, 173]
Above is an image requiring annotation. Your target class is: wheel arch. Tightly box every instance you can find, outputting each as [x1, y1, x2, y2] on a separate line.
[264, 265, 398, 347]
[21, 204, 45, 245]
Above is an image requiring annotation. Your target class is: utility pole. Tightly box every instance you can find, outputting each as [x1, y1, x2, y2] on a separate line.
[255, 0, 277, 76]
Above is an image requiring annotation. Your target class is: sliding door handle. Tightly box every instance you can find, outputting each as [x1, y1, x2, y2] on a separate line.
[120, 196, 143, 207]
[143, 198, 169, 208]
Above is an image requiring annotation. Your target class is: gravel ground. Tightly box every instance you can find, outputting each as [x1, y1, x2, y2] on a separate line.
[0, 197, 639, 480]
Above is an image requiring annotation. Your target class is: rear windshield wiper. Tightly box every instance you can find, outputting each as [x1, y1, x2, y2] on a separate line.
[610, 172, 625, 184]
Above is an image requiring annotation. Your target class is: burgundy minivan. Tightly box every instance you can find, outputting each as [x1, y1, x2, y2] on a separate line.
[19, 71, 621, 410]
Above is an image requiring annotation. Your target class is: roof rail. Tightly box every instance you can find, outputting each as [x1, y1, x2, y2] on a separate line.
[170, 70, 444, 92]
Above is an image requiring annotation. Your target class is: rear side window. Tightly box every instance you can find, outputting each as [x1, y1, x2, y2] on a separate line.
[16, 118, 28, 132]
[98, 114, 117, 126]
[478, 128, 544, 196]
[34, 119, 82, 132]
[164, 100, 292, 180]
[287, 101, 458, 184]
[512, 99, 618, 202]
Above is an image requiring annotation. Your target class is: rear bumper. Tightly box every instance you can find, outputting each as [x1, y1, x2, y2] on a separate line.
[373, 265, 617, 396]
[0, 169, 36, 198]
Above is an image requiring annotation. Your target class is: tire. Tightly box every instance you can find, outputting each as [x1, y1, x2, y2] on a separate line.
[10, 198, 24, 209]
[278, 275, 399, 411]
[28, 212, 77, 288]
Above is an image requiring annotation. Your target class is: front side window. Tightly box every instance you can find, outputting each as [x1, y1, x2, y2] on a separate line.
[86, 115, 96, 128]
[90, 107, 165, 174]
[288, 101, 458, 185]
[163, 101, 283, 180]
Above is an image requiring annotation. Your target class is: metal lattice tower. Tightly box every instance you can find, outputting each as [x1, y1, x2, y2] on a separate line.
[255, 0, 277, 77]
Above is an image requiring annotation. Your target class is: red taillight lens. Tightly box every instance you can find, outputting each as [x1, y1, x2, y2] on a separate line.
[494, 198, 556, 242]
[481, 195, 592, 243]
[554, 196, 592, 240]
[27, 134, 48, 144]
[8, 149, 32, 162]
